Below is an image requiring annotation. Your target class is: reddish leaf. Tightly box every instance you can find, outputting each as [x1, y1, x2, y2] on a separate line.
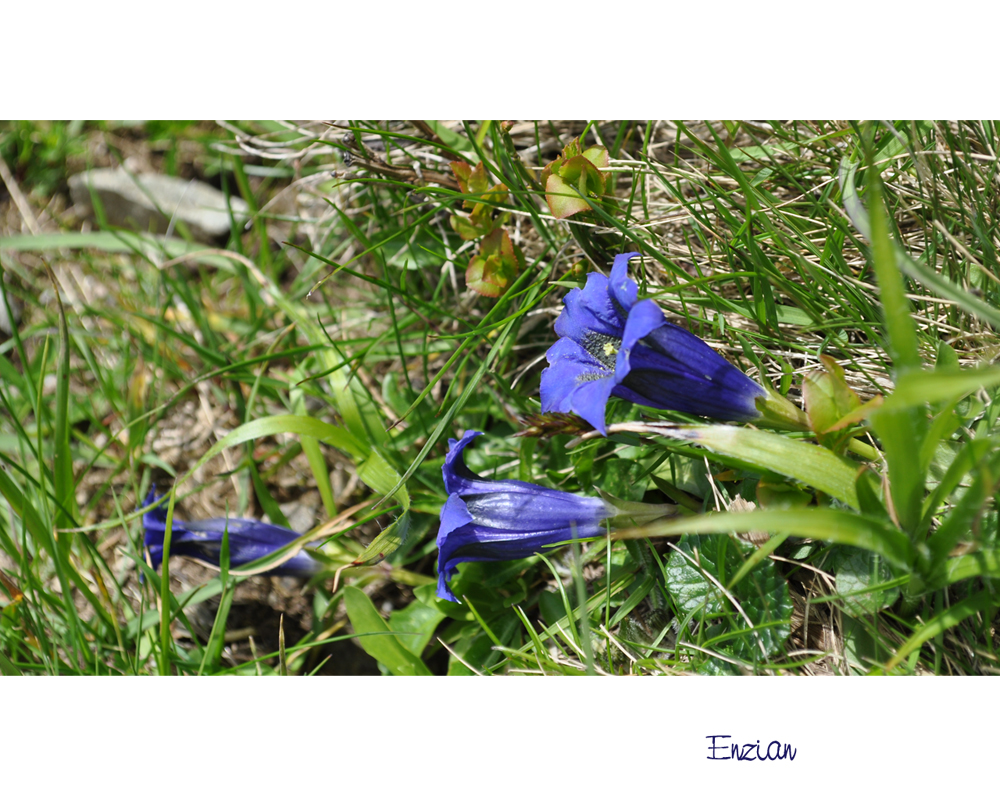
[546, 173, 591, 219]
[450, 161, 473, 193]
[466, 228, 521, 297]
[582, 144, 610, 169]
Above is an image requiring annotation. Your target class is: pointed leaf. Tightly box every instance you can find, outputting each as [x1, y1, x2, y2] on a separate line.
[617, 507, 913, 570]
[343, 585, 433, 675]
[649, 424, 862, 509]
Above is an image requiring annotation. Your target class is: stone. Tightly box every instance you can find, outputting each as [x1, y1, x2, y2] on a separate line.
[69, 168, 250, 242]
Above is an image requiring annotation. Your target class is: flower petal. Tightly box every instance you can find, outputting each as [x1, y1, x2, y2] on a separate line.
[543, 250, 767, 431]
[613, 301, 766, 420]
[608, 251, 641, 313]
[436, 431, 615, 602]
[438, 492, 474, 544]
[554, 271, 625, 342]
[615, 297, 665, 384]
[540, 337, 616, 434]
[444, 431, 568, 497]
[142, 492, 320, 576]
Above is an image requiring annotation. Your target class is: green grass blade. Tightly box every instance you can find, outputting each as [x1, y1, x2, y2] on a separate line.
[885, 588, 996, 670]
[616, 507, 914, 570]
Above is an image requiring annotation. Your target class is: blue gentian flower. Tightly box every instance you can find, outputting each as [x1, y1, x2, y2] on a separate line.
[540, 252, 767, 434]
[142, 491, 321, 576]
[437, 430, 615, 603]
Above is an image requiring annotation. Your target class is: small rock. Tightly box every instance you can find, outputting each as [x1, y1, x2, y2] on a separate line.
[69, 168, 250, 242]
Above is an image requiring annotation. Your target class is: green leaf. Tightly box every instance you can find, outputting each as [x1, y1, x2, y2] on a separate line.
[51, 277, 76, 534]
[343, 586, 432, 675]
[839, 154, 922, 372]
[351, 511, 409, 567]
[546, 173, 591, 219]
[581, 145, 610, 169]
[450, 211, 491, 241]
[600, 458, 648, 503]
[886, 588, 997, 669]
[803, 356, 862, 435]
[933, 549, 1000, 590]
[665, 534, 792, 660]
[925, 448, 1000, 572]
[879, 366, 1000, 413]
[0, 648, 21, 676]
[830, 547, 899, 617]
[423, 121, 476, 154]
[449, 160, 474, 193]
[465, 228, 521, 297]
[618, 507, 914, 570]
[651, 424, 862, 509]
[389, 590, 447, 657]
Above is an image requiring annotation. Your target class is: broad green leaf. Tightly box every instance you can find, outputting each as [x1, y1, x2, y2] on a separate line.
[466, 228, 520, 297]
[546, 174, 591, 219]
[755, 480, 812, 510]
[600, 458, 648, 503]
[839, 155, 922, 372]
[449, 160, 474, 193]
[665, 534, 792, 660]
[356, 449, 410, 511]
[803, 356, 861, 434]
[450, 211, 490, 241]
[389, 592, 447, 657]
[557, 154, 605, 197]
[653, 424, 862, 509]
[582, 145, 610, 169]
[840, 150, 929, 532]
[830, 547, 899, 617]
[931, 549, 1000, 590]
[343, 586, 432, 675]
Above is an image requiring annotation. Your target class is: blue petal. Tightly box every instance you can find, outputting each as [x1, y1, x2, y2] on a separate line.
[438, 493, 474, 545]
[444, 429, 609, 499]
[436, 431, 615, 602]
[442, 431, 502, 496]
[540, 337, 616, 434]
[462, 490, 610, 534]
[544, 250, 766, 430]
[613, 300, 765, 420]
[437, 519, 606, 604]
[608, 252, 641, 313]
[615, 297, 665, 384]
[554, 271, 625, 342]
[141, 493, 320, 576]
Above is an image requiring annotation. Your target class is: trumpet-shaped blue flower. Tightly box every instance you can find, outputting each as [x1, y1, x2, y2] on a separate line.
[142, 491, 321, 576]
[540, 252, 766, 434]
[437, 431, 615, 603]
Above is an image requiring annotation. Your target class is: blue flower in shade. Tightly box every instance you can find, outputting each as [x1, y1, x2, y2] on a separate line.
[142, 491, 321, 577]
[540, 252, 767, 434]
[437, 431, 615, 603]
